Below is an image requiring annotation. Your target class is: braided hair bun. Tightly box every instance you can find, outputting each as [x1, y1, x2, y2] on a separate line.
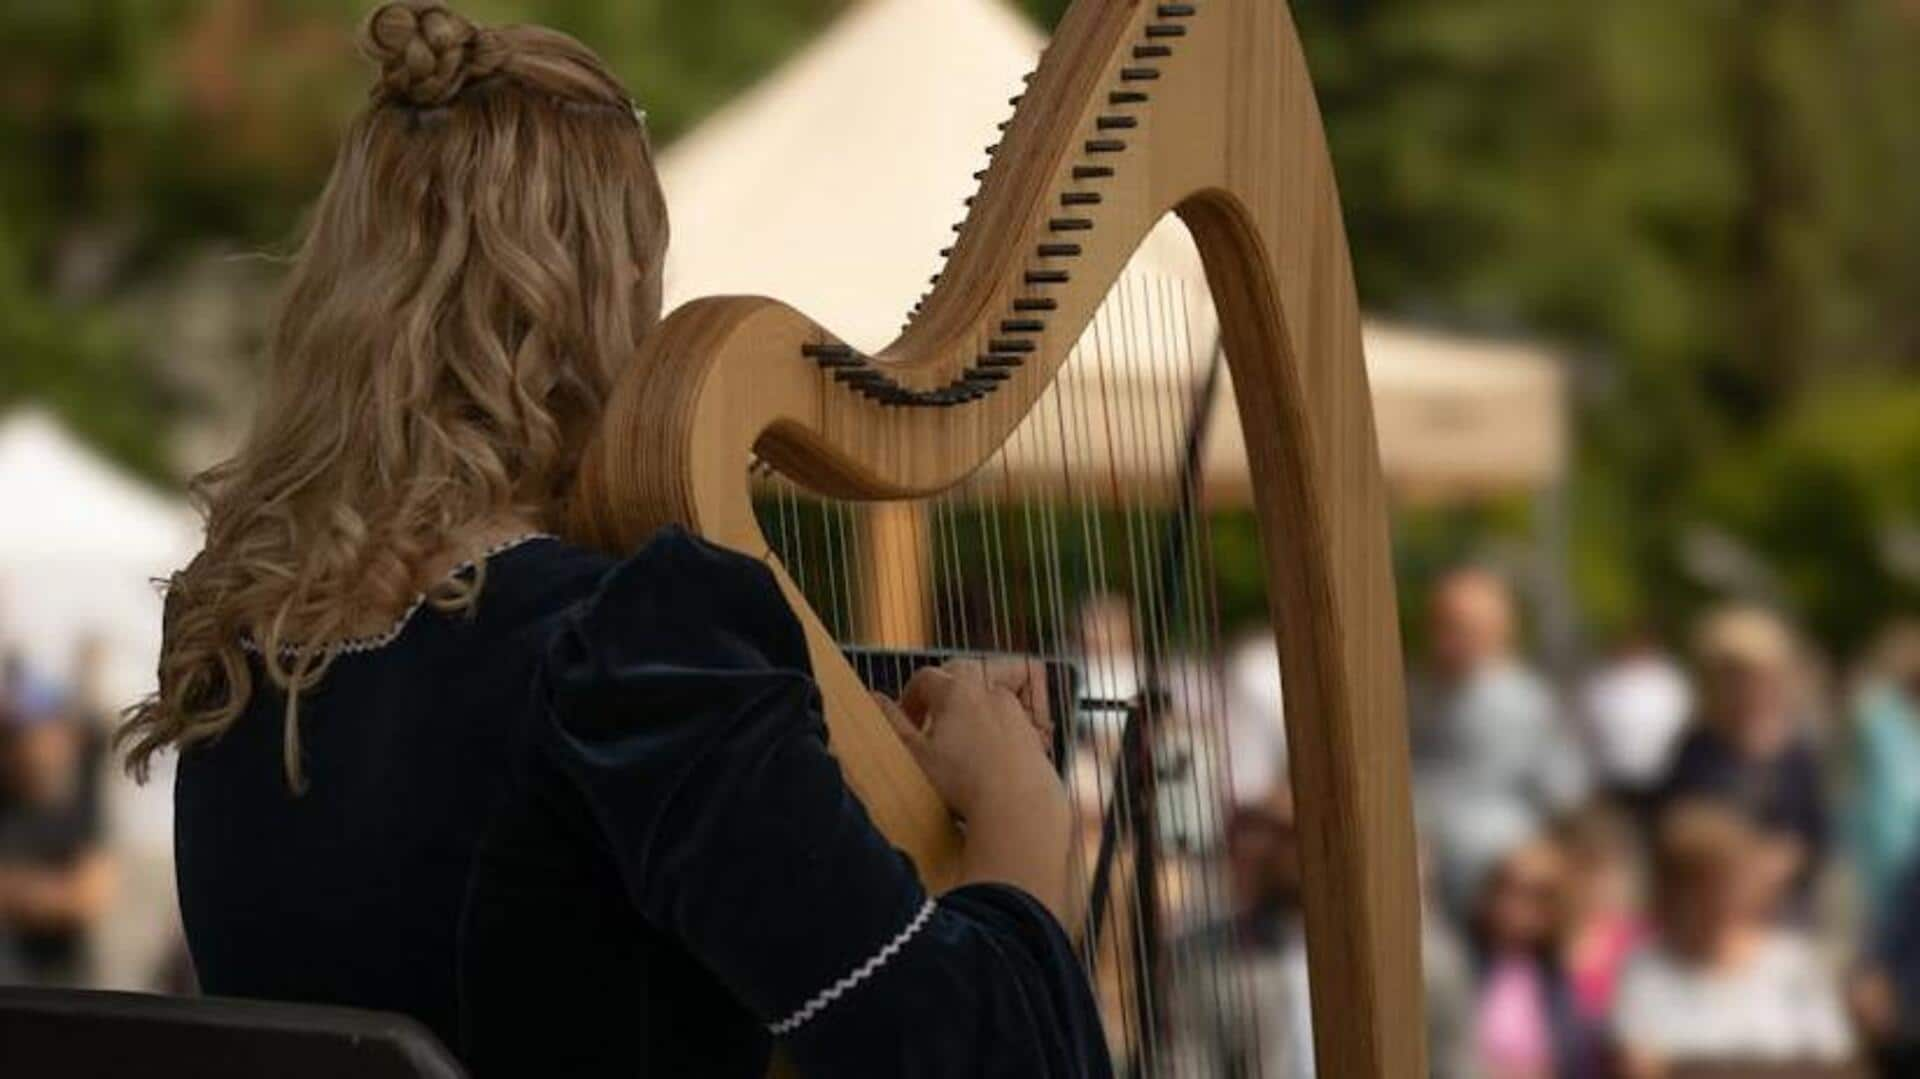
[360, 1, 509, 107]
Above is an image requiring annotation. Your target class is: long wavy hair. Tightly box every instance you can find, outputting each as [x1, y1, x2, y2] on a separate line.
[119, 1, 667, 789]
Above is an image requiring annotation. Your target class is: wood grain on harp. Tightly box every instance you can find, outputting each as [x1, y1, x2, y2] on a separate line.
[567, 1, 1424, 1076]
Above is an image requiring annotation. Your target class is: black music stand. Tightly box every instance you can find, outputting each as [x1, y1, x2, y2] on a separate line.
[0, 988, 468, 1079]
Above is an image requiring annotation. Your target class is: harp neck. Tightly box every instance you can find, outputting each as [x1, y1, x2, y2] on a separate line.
[569, 0, 1355, 544]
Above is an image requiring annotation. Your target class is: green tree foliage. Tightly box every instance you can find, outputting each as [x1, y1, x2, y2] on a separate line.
[1, 1, 184, 475]
[1297, 0, 1920, 648]
[0, 0, 848, 478]
[1695, 379, 1920, 655]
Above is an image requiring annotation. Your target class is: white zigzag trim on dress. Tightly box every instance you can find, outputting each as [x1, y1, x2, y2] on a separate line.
[769, 898, 937, 1036]
[238, 533, 556, 659]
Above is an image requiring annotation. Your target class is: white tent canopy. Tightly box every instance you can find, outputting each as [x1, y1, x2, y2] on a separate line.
[660, 0, 1043, 351]
[0, 409, 200, 709]
[658, 0, 1566, 499]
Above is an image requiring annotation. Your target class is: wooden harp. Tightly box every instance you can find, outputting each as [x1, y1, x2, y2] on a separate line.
[568, 0, 1424, 1074]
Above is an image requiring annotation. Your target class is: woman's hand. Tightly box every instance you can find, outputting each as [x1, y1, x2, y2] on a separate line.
[875, 659, 1076, 930]
[875, 659, 1055, 819]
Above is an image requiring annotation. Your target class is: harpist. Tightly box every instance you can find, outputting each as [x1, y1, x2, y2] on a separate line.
[118, 4, 1109, 1075]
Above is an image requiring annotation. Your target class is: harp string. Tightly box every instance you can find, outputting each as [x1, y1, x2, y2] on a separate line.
[1143, 274, 1214, 1068]
[932, 493, 957, 648]
[1161, 275, 1254, 1067]
[1010, 378, 1083, 941]
[1038, 284, 1144, 1070]
[1106, 279, 1171, 1072]
[941, 489, 969, 648]
[1087, 293, 1156, 1068]
[749, 270, 1261, 1076]
[1150, 274, 1208, 1048]
[1159, 272, 1236, 1052]
[981, 321, 1017, 657]
[1128, 275, 1202, 1057]
[1161, 276, 1240, 1072]
[1036, 353, 1138, 1048]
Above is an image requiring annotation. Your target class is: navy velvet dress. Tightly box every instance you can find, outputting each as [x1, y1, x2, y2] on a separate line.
[175, 527, 1110, 1077]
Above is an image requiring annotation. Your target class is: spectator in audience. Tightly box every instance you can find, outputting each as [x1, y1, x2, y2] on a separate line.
[1614, 802, 1853, 1074]
[1556, 804, 1648, 1035]
[1467, 834, 1600, 1079]
[1852, 849, 1920, 1078]
[1845, 620, 1920, 925]
[1169, 795, 1314, 1078]
[1419, 840, 1479, 1079]
[1579, 628, 1692, 803]
[1222, 629, 1287, 806]
[1171, 791, 1477, 1079]
[1651, 606, 1828, 918]
[1410, 567, 1588, 915]
[0, 670, 115, 986]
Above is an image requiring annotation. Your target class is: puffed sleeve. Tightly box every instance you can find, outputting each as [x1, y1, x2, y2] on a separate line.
[538, 526, 1111, 1077]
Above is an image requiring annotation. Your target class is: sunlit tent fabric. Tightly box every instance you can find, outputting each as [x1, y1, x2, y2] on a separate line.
[657, 0, 1566, 500]
[0, 409, 199, 708]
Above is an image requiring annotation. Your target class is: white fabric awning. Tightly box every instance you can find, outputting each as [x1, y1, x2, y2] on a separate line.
[0, 409, 200, 709]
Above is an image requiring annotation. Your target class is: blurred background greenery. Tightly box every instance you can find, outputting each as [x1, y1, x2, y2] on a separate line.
[4, 0, 1917, 657]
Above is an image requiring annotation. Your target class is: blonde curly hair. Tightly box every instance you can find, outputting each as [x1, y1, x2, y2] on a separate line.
[119, 1, 667, 789]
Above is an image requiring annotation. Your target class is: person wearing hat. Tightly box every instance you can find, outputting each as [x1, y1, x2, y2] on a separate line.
[1648, 605, 1828, 921]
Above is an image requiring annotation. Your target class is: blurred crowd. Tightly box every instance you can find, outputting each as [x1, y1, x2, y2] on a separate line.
[10, 566, 1920, 1079]
[1198, 569, 1920, 1079]
[0, 644, 116, 989]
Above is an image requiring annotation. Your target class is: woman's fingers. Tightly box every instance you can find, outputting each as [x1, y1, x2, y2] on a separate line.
[872, 691, 923, 744]
[1030, 709, 1056, 762]
[902, 658, 1050, 756]
[972, 659, 1051, 750]
[973, 657, 1038, 698]
[939, 657, 993, 690]
[899, 665, 960, 724]
[1016, 661, 1049, 719]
